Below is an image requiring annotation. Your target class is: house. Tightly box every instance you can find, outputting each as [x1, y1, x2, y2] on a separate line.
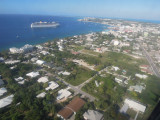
[31, 57, 38, 62]
[36, 92, 46, 98]
[128, 85, 144, 93]
[0, 57, 4, 62]
[58, 71, 71, 76]
[112, 66, 120, 71]
[83, 110, 104, 120]
[120, 98, 146, 114]
[5, 60, 20, 64]
[37, 76, 49, 83]
[45, 81, 59, 91]
[36, 60, 46, 65]
[0, 95, 14, 108]
[57, 97, 85, 120]
[135, 74, 148, 79]
[0, 87, 7, 96]
[139, 65, 149, 69]
[14, 77, 25, 84]
[14, 77, 24, 82]
[57, 89, 72, 100]
[26, 72, 39, 78]
[115, 76, 125, 84]
[40, 51, 49, 55]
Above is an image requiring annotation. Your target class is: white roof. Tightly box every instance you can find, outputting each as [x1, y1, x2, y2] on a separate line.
[36, 92, 46, 98]
[58, 71, 71, 76]
[0, 95, 14, 108]
[57, 89, 71, 100]
[14, 77, 24, 82]
[124, 98, 146, 113]
[135, 74, 148, 79]
[112, 66, 120, 71]
[18, 80, 25, 84]
[5, 60, 20, 64]
[37, 76, 49, 83]
[83, 110, 103, 120]
[36, 60, 45, 65]
[45, 81, 59, 91]
[0, 87, 7, 96]
[26, 72, 39, 78]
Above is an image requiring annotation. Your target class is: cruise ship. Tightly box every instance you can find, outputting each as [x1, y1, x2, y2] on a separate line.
[31, 21, 59, 28]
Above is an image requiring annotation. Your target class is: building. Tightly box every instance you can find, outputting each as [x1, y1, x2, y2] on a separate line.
[20, 44, 34, 53]
[0, 87, 7, 96]
[36, 92, 46, 98]
[58, 71, 71, 76]
[57, 97, 85, 120]
[45, 81, 59, 91]
[5, 60, 20, 64]
[37, 76, 48, 83]
[10, 44, 34, 54]
[0, 57, 4, 62]
[115, 76, 125, 84]
[36, 60, 46, 65]
[120, 98, 146, 113]
[135, 74, 148, 79]
[128, 85, 144, 93]
[9, 47, 21, 54]
[26, 72, 39, 78]
[112, 66, 120, 71]
[83, 110, 104, 120]
[57, 89, 72, 100]
[0, 95, 14, 108]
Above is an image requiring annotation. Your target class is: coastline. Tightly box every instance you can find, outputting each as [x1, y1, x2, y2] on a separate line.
[0, 15, 107, 52]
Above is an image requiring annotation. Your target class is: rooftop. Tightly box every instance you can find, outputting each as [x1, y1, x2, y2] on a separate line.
[58, 97, 85, 119]
[0, 95, 14, 108]
[83, 110, 104, 120]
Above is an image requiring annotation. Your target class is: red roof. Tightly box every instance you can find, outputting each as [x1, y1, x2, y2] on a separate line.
[58, 97, 85, 119]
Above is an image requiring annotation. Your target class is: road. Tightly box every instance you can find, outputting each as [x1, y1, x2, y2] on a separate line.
[56, 76, 96, 101]
[140, 44, 160, 78]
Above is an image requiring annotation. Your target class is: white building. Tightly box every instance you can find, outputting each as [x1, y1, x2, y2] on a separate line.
[58, 71, 71, 76]
[9, 47, 21, 54]
[83, 110, 104, 120]
[135, 74, 148, 79]
[45, 81, 59, 91]
[0, 57, 4, 62]
[20, 44, 34, 53]
[40, 51, 49, 55]
[112, 66, 120, 71]
[0, 87, 7, 96]
[115, 76, 125, 84]
[26, 72, 39, 78]
[37, 76, 49, 83]
[5, 60, 20, 64]
[57, 89, 71, 100]
[36, 92, 46, 98]
[123, 98, 146, 113]
[36, 60, 46, 65]
[14, 77, 24, 82]
[129, 85, 144, 93]
[10, 44, 33, 54]
[0, 95, 14, 108]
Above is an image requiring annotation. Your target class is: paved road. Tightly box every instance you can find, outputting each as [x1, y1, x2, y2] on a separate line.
[57, 76, 96, 101]
[140, 44, 160, 78]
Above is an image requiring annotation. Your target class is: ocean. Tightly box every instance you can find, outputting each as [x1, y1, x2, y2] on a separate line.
[0, 14, 108, 51]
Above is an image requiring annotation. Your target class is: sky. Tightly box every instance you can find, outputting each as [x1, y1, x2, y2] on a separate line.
[0, 0, 160, 20]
